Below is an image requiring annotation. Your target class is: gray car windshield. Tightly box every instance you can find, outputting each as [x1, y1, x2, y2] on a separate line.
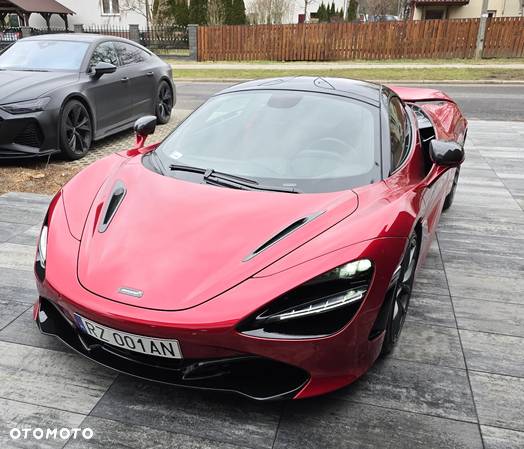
[157, 90, 381, 193]
[0, 40, 89, 71]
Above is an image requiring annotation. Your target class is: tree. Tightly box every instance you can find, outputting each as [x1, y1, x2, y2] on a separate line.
[329, 1, 335, 17]
[189, 0, 208, 24]
[171, 0, 190, 25]
[347, 0, 358, 21]
[365, 0, 396, 16]
[248, 0, 292, 24]
[303, 0, 317, 21]
[207, 0, 226, 24]
[317, 2, 327, 22]
[230, 0, 247, 24]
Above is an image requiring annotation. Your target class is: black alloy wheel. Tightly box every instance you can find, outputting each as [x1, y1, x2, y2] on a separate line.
[156, 81, 173, 124]
[381, 233, 420, 355]
[60, 100, 93, 160]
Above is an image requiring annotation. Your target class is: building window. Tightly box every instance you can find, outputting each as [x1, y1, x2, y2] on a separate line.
[102, 0, 120, 15]
[423, 7, 447, 20]
[487, 10, 496, 18]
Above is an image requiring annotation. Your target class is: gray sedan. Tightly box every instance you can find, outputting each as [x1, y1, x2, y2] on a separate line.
[0, 33, 175, 160]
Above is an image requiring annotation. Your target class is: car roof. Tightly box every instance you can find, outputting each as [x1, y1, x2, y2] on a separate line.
[21, 33, 135, 45]
[218, 77, 383, 106]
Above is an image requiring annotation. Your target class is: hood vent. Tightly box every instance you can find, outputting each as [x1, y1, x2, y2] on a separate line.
[98, 180, 126, 233]
[243, 211, 324, 262]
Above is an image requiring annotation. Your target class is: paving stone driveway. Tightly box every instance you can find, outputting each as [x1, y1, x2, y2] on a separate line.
[0, 120, 523, 449]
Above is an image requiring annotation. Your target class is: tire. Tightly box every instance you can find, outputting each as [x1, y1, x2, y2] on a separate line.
[59, 100, 93, 160]
[155, 80, 173, 125]
[381, 233, 420, 356]
[443, 168, 460, 211]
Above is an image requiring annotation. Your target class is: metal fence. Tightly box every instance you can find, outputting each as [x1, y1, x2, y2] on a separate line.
[139, 26, 189, 51]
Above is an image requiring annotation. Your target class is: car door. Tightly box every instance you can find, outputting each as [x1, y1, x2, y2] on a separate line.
[114, 42, 156, 118]
[86, 41, 133, 136]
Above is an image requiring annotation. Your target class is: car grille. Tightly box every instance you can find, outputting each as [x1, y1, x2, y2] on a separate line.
[14, 123, 44, 148]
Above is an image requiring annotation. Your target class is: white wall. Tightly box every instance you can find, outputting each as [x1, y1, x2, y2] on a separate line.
[28, 0, 148, 29]
[413, 0, 523, 20]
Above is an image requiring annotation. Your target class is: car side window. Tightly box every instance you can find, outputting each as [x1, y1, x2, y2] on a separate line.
[89, 41, 119, 68]
[115, 42, 149, 65]
[389, 96, 408, 171]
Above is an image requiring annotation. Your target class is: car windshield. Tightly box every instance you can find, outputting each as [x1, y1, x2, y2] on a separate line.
[0, 40, 89, 71]
[156, 90, 381, 193]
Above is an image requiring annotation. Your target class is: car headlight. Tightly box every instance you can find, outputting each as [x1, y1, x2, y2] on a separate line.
[238, 259, 373, 339]
[0, 97, 50, 114]
[37, 225, 48, 269]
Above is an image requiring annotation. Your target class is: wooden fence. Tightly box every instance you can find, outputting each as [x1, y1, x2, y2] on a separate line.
[197, 17, 524, 61]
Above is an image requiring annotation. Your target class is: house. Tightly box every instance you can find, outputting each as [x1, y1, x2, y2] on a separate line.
[410, 0, 524, 20]
[27, 0, 149, 29]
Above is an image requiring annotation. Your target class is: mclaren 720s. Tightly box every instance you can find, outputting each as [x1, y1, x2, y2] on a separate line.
[34, 77, 466, 400]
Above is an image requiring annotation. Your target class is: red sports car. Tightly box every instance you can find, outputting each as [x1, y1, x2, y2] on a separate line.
[34, 78, 466, 400]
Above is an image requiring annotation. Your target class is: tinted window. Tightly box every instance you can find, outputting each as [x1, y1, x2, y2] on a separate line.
[115, 42, 148, 65]
[156, 90, 381, 193]
[90, 41, 119, 68]
[389, 97, 408, 171]
[0, 40, 89, 71]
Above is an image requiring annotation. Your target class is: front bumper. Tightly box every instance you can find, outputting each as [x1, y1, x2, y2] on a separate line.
[0, 109, 59, 159]
[35, 296, 309, 400]
[36, 197, 407, 399]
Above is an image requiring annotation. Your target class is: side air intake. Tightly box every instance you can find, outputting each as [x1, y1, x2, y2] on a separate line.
[243, 211, 324, 262]
[98, 180, 126, 233]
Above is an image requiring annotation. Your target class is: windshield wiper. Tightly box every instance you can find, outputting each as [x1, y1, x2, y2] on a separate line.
[169, 164, 300, 194]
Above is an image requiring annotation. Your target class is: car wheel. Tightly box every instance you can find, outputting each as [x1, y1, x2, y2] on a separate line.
[381, 233, 420, 355]
[156, 81, 173, 125]
[59, 100, 93, 160]
[443, 168, 460, 211]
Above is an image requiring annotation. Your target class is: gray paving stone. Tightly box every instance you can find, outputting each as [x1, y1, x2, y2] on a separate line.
[470, 372, 524, 432]
[0, 297, 29, 331]
[0, 221, 31, 243]
[460, 330, 524, 378]
[0, 192, 52, 204]
[408, 293, 456, 328]
[336, 358, 477, 422]
[8, 225, 40, 246]
[453, 297, 524, 337]
[0, 242, 36, 271]
[90, 377, 281, 449]
[0, 201, 47, 225]
[0, 309, 73, 353]
[412, 266, 450, 297]
[0, 398, 85, 449]
[0, 341, 115, 414]
[274, 398, 483, 449]
[393, 321, 465, 369]
[0, 267, 38, 304]
[482, 426, 524, 449]
[64, 416, 247, 449]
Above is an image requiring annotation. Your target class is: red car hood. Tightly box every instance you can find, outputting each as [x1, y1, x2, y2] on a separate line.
[77, 158, 358, 311]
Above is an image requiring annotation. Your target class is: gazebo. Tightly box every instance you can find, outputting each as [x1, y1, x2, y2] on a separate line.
[0, 0, 75, 29]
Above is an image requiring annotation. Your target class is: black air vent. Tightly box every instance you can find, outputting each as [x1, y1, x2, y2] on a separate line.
[98, 181, 126, 233]
[243, 211, 324, 261]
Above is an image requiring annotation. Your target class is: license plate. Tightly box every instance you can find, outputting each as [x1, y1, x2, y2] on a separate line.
[74, 314, 182, 359]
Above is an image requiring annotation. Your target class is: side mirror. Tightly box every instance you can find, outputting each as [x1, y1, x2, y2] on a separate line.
[91, 62, 116, 78]
[133, 115, 157, 149]
[429, 140, 465, 167]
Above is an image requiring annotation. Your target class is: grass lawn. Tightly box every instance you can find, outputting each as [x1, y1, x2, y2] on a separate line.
[172, 67, 524, 81]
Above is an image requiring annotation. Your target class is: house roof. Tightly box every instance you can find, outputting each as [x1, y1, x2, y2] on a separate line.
[0, 0, 74, 15]
[412, 0, 469, 5]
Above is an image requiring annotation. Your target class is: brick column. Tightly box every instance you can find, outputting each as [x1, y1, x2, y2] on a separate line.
[129, 24, 140, 44]
[187, 24, 198, 61]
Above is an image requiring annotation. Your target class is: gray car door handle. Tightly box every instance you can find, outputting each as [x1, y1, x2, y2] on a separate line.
[146, 71, 154, 76]
[121, 77, 129, 82]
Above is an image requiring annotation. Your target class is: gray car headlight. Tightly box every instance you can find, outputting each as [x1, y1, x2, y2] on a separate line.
[238, 259, 373, 338]
[0, 97, 50, 114]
